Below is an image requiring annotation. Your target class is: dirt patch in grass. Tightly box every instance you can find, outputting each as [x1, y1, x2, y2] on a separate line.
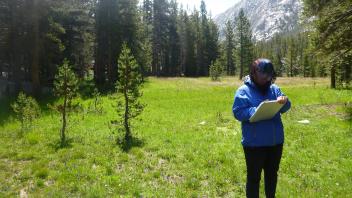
[297, 103, 352, 121]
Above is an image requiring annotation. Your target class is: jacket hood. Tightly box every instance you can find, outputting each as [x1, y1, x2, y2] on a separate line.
[243, 75, 255, 88]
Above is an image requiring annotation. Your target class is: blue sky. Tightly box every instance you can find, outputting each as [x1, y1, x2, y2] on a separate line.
[177, 0, 240, 16]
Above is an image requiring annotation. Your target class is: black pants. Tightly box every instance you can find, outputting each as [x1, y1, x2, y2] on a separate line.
[243, 144, 283, 198]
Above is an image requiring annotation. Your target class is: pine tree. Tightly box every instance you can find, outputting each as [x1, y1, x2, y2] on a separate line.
[141, 0, 154, 76]
[207, 19, 220, 75]
[152, 0, 170, 76]
[95, 0, 140, 87]
[199, 0, 209, 76]
[224, 20, 235, 75]
[209, 60, 222, 81]
[235, 9, 253, 80]
[142, 0, 153, 38]
[57, 1, 94, 79]
[303, 0, 352, 88]
[168, 0, 181, 76]
[0, 0, 65, 94]
[53, 59, 79, 145]
[95, 0, 120, 86]
[285, 37, 298, 77]
[180, 10, 196, 76]
[114, 44, 144, 147]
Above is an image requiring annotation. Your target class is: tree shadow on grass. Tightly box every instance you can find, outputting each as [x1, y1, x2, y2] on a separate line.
[0, 97, 15, 126]
[119, 136, 144, 152]
[48, 138, 74, 151]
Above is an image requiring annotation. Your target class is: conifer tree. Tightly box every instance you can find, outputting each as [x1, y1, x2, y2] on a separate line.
[235, 9, 253, 80]
[224, 20, 235, 75]
[53, 59, 79, 145]
[114, 44, 144, 146]
[303, 0, 352, 88]
[209, 60, 222, 81]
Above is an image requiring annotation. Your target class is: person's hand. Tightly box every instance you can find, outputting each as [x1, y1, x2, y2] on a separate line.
[277, 96, 288, 104]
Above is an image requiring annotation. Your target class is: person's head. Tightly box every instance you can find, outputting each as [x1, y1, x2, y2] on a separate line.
[250, 58, 275, 94]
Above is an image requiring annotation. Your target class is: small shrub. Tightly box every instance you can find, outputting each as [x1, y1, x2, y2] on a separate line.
[209, 60, 223, 81]
[88, 88, 103, 114]
[11, 92, 41, 132]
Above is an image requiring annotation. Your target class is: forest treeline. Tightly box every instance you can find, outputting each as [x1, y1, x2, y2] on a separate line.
[0, 0, 350, 95]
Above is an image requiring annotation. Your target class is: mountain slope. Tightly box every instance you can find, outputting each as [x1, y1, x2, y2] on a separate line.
[214, 0, 303, 41]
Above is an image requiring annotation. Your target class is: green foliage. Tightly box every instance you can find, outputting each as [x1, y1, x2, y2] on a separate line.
[303, 0, 352, 88]
[224, 20, 236, 75]
[209, 60, 223, 81]
[56, 1, 95, 78]
[140, 39, 153, 76]
[54, 60, 79, 99]
[0, 0, 93, 88]
[53, 59, 79, 145]
[95, 0, 139, 87]
[11, 92, 41, 132]
[89, 88, 103, 114]
[235, 9, 253, 79]
[113, 44, 144, 147]
[149, 0, 219, 77]
[254, 30, 320, 78]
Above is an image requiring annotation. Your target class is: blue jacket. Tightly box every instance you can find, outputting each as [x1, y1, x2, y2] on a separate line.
[232, 76, 291, 147]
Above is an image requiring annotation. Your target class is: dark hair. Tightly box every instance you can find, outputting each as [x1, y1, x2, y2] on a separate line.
[250, 58, 276, 83]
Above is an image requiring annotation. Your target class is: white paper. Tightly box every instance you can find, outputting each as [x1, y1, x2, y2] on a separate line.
[249, 100, 284, 123]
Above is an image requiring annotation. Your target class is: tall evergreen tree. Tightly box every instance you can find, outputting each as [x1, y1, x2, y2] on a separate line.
[224, 20, 235, 75]
[168, 0, 181, 76]
[303, 0, 352, 88]
[0, 0, 65, 94]
[57, 0, 95, 79]
[235, 9, 253, 80]
[179, 10, 196, 76]
[199, 0, 209, 76]
[141, 0, 153, 76]
[285, 37, 298, 77]
[142, 0, 153, 38]
[95, 0, 139, 87]
[95, 0, 120, 86]
[207, 19, 220, 74]
[152, 0, 170, 76]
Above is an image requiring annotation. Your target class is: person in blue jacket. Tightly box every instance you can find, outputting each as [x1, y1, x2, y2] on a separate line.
[232, 58, 291, 198]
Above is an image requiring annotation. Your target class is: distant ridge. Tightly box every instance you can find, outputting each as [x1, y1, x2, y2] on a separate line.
[214, 0, 303, 41]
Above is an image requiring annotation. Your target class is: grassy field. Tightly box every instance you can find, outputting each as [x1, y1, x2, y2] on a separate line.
[0, 77, 351, 197]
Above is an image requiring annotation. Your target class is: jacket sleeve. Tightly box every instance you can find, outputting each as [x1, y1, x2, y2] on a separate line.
[276, 87, 291, 114]
[232, 89, 256, 122]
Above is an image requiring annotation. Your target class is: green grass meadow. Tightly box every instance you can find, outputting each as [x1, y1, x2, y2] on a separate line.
[0, 77, 351, 197]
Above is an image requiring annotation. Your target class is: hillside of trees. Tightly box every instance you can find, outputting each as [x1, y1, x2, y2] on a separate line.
[0, 0, 350, 97]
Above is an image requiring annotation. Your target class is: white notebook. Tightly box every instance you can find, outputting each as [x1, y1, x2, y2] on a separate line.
[249, 100, 284, 123]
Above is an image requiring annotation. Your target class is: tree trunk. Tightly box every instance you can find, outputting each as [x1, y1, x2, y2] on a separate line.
[239, 46, 244, 80]
[331, 65, 336, 89]
[123, 86, 130, 142]
[31, 0, 41, 96]
[61, 95, 67, 144]
[239, 29, 244, 80]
